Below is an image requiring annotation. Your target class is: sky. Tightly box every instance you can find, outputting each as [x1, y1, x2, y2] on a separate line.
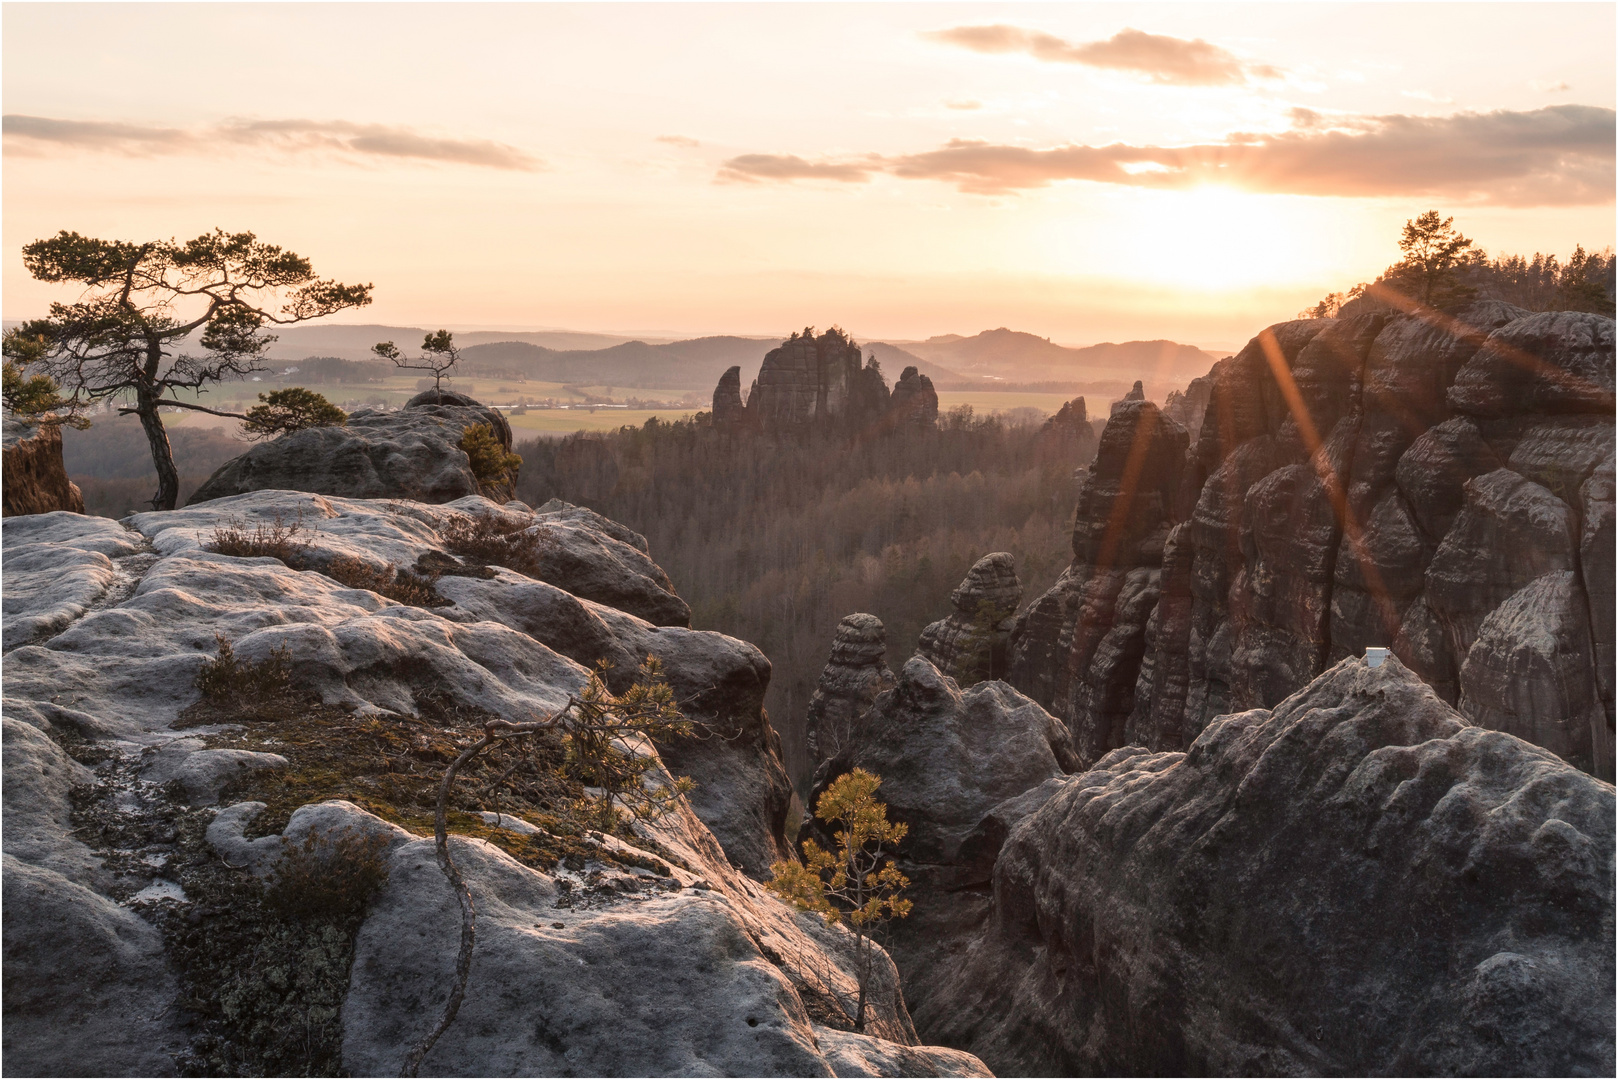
[3, 2, 1614, 351]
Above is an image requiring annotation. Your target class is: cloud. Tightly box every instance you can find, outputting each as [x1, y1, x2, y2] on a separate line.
[2, 114, 539, 170]
[923, 25, 1282, 86]
[945, 100, 983, 111]
[657, 134, 701, 148]
[725, 105, 1615, 206]
[1530, 79, 1572, 93]
[716, 153, 873, 184]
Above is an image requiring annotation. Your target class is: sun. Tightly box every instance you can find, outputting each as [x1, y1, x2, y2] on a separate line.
[1051, 185, 1325, 292]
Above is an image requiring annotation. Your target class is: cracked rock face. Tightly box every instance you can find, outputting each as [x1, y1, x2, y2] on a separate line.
[1012, 305, 1615, 779]
[916, 656, 1615, 1076]
[3, 494, 968, 1077]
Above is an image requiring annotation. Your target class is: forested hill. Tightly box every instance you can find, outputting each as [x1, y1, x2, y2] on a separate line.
[513, 406, 1099, 787]
[899, 329, 1222, 384]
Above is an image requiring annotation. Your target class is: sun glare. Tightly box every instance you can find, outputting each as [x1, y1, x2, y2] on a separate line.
[1060, 185, 1320, 292]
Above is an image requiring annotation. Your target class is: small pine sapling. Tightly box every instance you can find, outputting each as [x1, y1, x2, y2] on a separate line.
[241, 387, 347, 439]
[768, 768, 912, 1032]
[374, 329, 459, 401]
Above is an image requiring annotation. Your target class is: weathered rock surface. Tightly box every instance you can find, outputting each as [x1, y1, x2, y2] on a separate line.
[805, 658, 1076, 1024]
[916, 553, 1021, 685]
[529, 498, 692, 626]
[187, 392, 517, 506]
[1014, 305, 1615, 779]
[1458, 571, 1603, 775]
[918, 657, 1615, 1076]
[2, 417, 84, 517]
[2, 495, 976, 1077]
[805, 613, 896, 768]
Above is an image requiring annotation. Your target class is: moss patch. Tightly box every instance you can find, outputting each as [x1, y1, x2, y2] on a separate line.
[188, 687, 689, 877]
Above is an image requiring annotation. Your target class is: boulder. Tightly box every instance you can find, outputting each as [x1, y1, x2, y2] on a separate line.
[2, 418, 84, 517]
[922, 657, 1615, 1076]
[916, 553, 1021, 685]
[805, 614, 895, 768]
[187, 394, 517, 506]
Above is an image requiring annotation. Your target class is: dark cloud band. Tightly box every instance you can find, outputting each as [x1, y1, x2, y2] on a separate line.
[719, 105, 1615, 206]
[3, 114, 538, 171]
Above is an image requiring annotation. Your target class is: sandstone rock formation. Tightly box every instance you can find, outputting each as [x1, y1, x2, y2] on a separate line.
[2, 494, 983, 1077]
[1162, 366, 1217, 444]
[712, 329, 938, 438]
[745, 327, 872, 431]
[2, 417, 84, 517]
[712, 364, 753, 433]
[803, 657, 1078, 1026]
[1011, 305, 1616, 779]
[886, 366, 939, 431]
[1007, 398, 1188, 764]
[187, 390, 518, 506]
[804, 613, 895, 769]
[916, 553, 1022, 685]
[917, 656, 1615, 1077]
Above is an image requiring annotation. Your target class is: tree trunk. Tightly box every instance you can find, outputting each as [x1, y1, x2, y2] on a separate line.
[136, 392, 180, 511]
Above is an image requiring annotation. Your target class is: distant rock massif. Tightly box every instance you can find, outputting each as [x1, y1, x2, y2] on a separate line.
[712, 327, 938, 436]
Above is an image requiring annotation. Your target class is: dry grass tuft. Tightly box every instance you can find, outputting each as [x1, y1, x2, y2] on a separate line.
[323, 555, 449, 608]
[439, 514, 554, 579]
[206, 512, 314, 563]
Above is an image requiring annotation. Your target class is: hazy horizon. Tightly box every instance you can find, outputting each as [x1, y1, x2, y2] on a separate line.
[4, 3, 1613, 346]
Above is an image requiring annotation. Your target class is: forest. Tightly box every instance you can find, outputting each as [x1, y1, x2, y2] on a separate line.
[514, 405, 1098, 787]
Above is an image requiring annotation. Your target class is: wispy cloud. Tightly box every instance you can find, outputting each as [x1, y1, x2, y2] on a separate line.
[720, 105, 1615, 206]
[656, 134, 701, 148]
[716, 153, 873, 184]
[945, 100, 983, 111]
[923, 25, 1282, 86]
[2, 114, 539, 170]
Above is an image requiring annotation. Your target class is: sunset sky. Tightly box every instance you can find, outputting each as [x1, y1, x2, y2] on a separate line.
[4, 2, 1613, 350]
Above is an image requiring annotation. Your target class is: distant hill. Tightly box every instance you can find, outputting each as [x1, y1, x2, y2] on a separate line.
[251, 324, 646, 361]
[461, 336, 963, 391]
[893, 328, 1220, 385]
